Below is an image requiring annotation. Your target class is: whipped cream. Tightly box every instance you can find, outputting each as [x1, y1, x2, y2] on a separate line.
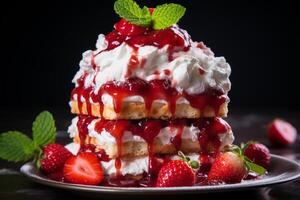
[101, 157, 149, 176]
[72, 26, 231, 98]
[65, 142, 80, 155]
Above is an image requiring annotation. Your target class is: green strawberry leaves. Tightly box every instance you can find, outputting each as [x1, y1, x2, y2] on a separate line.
[32, 111, 56, 147]
[0, 111, 56, 163]
[114, 0, 186, 30]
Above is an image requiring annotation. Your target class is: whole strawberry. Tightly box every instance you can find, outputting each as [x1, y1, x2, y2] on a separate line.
[244, 142, 271, 169]
[41, 143, 72, 174]
[156, 152, 198, 187]
[208, 144, 267, 184]
[208, 152, 247, 184]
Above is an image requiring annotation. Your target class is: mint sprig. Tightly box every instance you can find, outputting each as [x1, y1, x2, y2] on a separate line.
[33, 111, 56, 147]
[114, 0, 151, 27]
[114, 0, 186, 30]
[0, 111, 56, 163]
[0, 131, 35, 162]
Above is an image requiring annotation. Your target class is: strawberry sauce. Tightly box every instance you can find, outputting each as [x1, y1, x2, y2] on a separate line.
[71, 19, 226, 117]
[104, 21, 191, 51]
[75, 116, 231, 185]
[71, 77, 227, 117]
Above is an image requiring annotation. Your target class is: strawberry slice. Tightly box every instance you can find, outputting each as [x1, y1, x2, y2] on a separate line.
[268, 119, 297, 146]
[63, 152, 104, 185]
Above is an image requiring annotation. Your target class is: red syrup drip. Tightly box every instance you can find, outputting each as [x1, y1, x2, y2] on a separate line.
[75, 116, 232, 186]
[170, 119, 186, 150]
[184, 89, 227, 116]
[95, 120, 130, 177]
[196, 118, 231, 155]
[126, 47, 139, 77]
[134, 120, 163, 181]
[91, 52, 97, 70]
[163, 69, 171, 76]
[198, 67, 205, 75]
[76, 115, 96, 147]
[71, 75, 227, 117]
[71, 73, 88, 114]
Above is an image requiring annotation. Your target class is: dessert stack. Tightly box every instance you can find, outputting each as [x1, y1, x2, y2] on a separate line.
[66, 0, 233, 185]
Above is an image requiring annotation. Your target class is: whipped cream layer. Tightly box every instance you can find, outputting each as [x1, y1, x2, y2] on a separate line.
[72, 25, 231, 98]
[67, 116, 234, 150]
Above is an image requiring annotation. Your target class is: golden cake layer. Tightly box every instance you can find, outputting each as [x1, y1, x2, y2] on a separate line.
[70, 100, 228, 120]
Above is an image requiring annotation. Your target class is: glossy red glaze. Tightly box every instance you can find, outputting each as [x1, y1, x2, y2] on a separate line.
[76, 115, 96, 147]
[105, 24, 190, 51]
[71, 76, 227, 117]
[75, 116, 231, 181]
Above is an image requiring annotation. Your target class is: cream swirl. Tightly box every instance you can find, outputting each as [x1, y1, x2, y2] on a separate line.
[72, 25, 231, 96]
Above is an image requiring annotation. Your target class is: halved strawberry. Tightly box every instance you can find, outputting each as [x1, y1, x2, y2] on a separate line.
[268, 119, 297, 146]
[63, 152, 103, 185]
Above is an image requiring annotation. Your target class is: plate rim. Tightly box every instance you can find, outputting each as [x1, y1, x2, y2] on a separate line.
[20, 154, 300, 194]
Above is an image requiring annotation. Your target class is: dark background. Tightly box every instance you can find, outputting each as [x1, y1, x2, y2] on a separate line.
[1, 0, 299, 112]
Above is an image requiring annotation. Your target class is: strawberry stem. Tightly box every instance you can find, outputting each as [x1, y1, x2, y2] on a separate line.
[177, 151, 199, 169]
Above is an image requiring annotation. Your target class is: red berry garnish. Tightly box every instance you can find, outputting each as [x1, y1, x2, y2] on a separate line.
[268, 119, 297, 146]
[244, 142, 271, 169]
[156, 152, 198, 187]
[156, 159, 196, 187]
[208, 152, 247, 184]
[41, 143, 72, 174]
[114, 19, 147, 36]
[63, 152, 104, 185]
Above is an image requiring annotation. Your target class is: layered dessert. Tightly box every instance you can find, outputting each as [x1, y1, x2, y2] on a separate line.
[0, 0, 271, 188]
[64, 0, 266, 187]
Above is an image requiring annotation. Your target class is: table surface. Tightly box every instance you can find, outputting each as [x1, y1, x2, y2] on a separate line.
[0, 107, 299, 200]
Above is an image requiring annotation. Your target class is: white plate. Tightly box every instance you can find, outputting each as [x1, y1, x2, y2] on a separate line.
[20, 154, 300, 194]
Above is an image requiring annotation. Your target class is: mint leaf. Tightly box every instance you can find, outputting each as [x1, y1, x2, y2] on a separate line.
[0, 131, 35, 162]
[245, 160, 266, 175]
[244, 156, 266, 175]
[114, 0, 151, 27]
[152, 3, 186, 30]
[32, 111, 56, 147]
